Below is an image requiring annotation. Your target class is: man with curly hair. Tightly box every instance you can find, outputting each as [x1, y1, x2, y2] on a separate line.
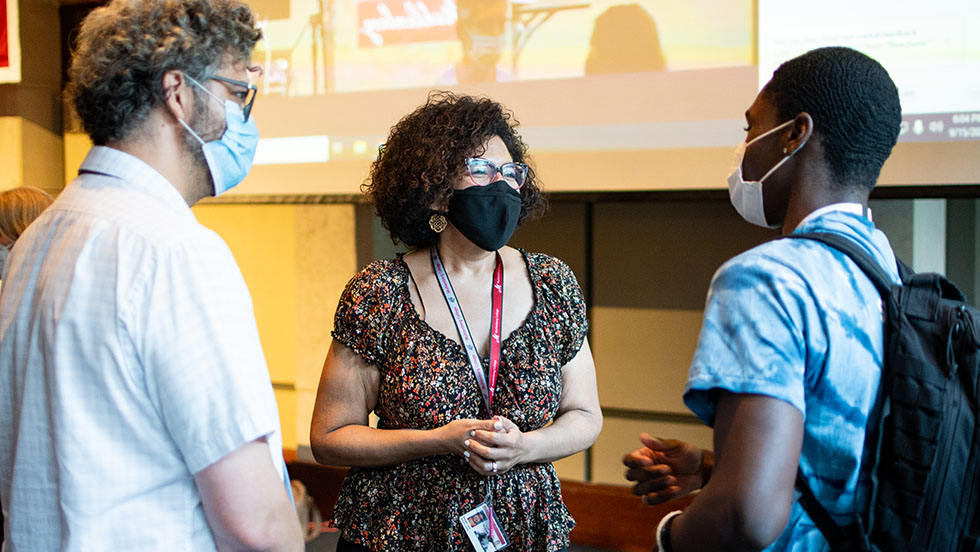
[0, 1, 302, 550]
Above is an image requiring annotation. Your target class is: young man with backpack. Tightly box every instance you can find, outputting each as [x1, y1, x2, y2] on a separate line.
[624, 47, 909, 550]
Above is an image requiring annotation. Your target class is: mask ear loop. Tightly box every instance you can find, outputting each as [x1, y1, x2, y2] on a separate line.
[171, 75, 211, 146]
[757, 122, 809, 183]
[178, 118, 206, 146]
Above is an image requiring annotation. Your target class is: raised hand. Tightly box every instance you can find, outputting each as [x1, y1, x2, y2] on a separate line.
[623, 433, 708, 505]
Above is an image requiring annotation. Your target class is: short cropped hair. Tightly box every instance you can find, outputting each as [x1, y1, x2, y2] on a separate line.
[67, 0, 262, 145]
[0, 187, 54, 241]
[365, 92, 546, 248]
[763, 47, 901, 190]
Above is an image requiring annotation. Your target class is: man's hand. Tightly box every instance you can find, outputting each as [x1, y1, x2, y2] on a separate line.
[623, 433, 707, 505]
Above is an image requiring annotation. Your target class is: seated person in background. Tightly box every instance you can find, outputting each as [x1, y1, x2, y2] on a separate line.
[0, 186, 54, 277]
[311, 91, 602, 552]
[623, 46, 903, 551]
[0, 0, 301, 549]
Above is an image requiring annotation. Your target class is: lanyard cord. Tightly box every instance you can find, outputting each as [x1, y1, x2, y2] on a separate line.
[430, 245, 504, 416]
[431, 246, 507, 543]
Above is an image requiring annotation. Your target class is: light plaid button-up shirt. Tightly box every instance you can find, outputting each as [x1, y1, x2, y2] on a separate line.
[0, 146, 286, 551]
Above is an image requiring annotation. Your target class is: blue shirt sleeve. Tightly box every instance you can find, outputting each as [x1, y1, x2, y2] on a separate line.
[683, 248, 814, 427]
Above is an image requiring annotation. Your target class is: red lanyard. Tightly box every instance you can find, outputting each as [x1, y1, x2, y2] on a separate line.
[431, 245, 503, 415]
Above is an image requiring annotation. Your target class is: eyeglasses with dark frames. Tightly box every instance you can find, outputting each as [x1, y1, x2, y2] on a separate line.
[465, 157, 529, 189]
[208, 75, 258, 122]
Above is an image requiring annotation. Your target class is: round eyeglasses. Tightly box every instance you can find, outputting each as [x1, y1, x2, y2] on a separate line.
[465, 157, 529, 189]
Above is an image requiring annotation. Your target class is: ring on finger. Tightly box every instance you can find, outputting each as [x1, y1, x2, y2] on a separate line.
[492, 461, 498, 473]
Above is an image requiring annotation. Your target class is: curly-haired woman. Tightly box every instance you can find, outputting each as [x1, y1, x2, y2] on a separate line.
[310, 92, 602, 552]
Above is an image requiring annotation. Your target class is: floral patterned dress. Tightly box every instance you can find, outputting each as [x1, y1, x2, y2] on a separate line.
[331, 250, 588, 551]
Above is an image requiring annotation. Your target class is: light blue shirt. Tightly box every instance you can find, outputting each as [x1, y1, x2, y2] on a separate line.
[684, 209, 900, 551]
[0, 146, 286, 551]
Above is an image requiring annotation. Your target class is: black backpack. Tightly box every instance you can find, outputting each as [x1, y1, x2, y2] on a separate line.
[783, 232, 980, 552]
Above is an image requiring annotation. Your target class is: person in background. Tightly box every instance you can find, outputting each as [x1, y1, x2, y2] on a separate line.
[437, 0, 512, 85]
[0, 0, 302, 550]
[623, 46, 902, 551]
[585, 3, 666, 75]
[0, 186, 54, 277]
[311, 91, 602, 552]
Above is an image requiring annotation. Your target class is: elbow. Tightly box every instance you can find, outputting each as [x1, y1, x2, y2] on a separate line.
[216, 508, 302, 552]
[309, 425, 354, 467]
[726, 497, 791, 551]
[586, 408, 603, 446]
[309, 433, 340, 467]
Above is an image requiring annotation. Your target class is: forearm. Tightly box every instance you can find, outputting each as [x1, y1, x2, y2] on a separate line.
[311, 424, 449, 467]
[213, 505, 304, 552]
[519, 407, 602, 464]
[663, 394, 802, 552]
[664, 486, 769, 552]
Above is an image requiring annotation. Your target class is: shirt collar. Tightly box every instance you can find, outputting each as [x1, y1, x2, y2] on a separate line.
[78, 146, 196, 220]
[795, 203, 871, 232]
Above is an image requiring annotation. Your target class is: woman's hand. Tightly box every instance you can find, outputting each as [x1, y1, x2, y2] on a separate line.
[464, 416, 524, 476]
[437, 418, 500, 458]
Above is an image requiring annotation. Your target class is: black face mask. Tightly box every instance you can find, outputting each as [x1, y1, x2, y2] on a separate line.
[446, 180, 522, 251]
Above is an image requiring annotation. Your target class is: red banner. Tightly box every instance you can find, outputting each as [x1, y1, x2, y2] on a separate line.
[1, 0, 9, 68]
[358, 0, 458, 48]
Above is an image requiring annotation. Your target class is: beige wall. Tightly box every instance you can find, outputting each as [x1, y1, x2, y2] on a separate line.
[1, 0, 63, 193]
[192, 203, 358, 451]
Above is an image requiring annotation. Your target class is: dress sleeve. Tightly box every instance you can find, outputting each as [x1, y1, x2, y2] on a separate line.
[683, 249, 811, 427]
[331, 261, 397, 367]
[536, 254, 589, 367]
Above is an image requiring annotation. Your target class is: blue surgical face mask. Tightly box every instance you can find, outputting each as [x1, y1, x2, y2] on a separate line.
[178, 75, 259, 196]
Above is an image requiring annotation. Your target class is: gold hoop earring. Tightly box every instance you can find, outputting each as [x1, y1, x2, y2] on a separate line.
[429, 213, 447, 233]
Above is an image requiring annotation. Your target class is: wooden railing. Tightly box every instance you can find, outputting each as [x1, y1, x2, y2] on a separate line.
[285, 460, 695, 551]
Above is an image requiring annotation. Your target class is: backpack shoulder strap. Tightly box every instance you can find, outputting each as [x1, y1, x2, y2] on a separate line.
[795, 471, 872, 551]
[781, 231, 897, 296]
[779, 231, 892, 552]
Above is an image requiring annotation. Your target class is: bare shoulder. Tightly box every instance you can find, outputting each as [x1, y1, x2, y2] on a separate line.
[501, 246, 532, 281]
[401, 248, 431, 280]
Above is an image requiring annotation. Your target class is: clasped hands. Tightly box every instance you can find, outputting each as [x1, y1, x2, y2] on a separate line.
[623, 432, 706, 506]
[443, 416, 525, 476]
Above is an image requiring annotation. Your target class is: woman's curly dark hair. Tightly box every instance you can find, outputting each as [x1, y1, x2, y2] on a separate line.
[67, 0, 262, 145]
[364, 91, 547, 248]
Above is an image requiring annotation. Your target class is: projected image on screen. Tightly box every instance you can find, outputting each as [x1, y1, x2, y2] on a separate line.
[759, 0, 980, 143]
[250, 0, 751, 95]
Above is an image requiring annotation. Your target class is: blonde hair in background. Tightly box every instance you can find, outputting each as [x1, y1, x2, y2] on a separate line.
[0, 187, 54, 242]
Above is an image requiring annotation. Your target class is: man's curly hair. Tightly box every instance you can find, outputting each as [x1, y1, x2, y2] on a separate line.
[365, 92, 547, 248]
[66, 0, 262, 145]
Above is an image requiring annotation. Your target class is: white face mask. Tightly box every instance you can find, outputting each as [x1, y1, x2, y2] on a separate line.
[727, 119, 804, 229]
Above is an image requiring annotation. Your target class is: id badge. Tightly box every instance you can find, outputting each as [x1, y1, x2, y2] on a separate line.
[459, 499, 510, 552]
